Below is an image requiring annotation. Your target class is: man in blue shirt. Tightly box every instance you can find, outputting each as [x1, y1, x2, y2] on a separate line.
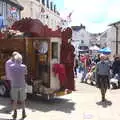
[96, 54, 110, 102]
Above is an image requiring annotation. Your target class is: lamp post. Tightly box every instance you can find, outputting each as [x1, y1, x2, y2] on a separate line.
[114, 25, 119, 55]
[109, 22, 120, 55]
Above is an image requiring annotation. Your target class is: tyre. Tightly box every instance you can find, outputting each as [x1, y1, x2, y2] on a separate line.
[0, 84, 7, 96]
[111, 83, 117, 89]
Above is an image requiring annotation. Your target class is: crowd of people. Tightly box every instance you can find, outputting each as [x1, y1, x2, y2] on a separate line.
[74, 53, 120, 102]
[3, 50, 120, 118]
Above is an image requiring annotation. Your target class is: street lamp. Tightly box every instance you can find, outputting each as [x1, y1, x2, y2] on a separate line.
[114, 25, 119, 55]
[109, 22, 119, 55]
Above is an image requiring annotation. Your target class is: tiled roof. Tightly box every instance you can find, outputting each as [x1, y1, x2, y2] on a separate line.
[109, 20, 120, 26]
[71, 24, 86, 31]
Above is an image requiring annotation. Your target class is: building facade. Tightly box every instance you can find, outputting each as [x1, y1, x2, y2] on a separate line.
[98, 22, 120, 56]
[0, 0, 23, 27]
[89, 33, 101, 47]
[108, 21, 120, 56]
[71, 24, 90, 56]
[18, 0, 62, 30]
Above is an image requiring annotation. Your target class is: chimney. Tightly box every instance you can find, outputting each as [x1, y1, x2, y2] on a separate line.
[50, 1, 53, 11]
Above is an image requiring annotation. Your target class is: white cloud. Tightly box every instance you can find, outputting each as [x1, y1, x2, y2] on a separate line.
[60, 0, 120, 33]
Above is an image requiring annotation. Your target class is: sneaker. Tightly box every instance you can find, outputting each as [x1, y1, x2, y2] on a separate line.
[12, 110, 17, 119]
[90, 82, 94, 86]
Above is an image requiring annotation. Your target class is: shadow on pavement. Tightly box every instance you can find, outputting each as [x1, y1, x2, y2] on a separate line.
[0, 96, 75, 114]
[0, 97, 12, 114]
[96, 100, 112, 108]
[26, 95, 75, 113]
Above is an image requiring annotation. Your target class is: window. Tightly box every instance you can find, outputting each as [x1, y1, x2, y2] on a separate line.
[81, 33, 84, 38]
[0, 1, 2, 15]
[47, 0, 49, 8]
[50, 2, 53, 10]
[7, 4, 19, 26]
[54, 5, 56, 12]
[52, 42, 58, 59]
[42, 0, 45, 5]
[81, 40, 84, 44]
[78, 46, 88, 50]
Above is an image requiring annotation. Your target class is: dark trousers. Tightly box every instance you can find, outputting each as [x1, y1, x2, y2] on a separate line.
[96, 74, 110, 101]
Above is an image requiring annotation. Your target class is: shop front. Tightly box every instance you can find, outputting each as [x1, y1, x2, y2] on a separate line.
[0, 0, 23, 28]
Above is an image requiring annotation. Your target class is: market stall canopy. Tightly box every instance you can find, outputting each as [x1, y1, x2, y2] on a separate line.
[98, 47, 111, 54]
[89, 45, 100, 51]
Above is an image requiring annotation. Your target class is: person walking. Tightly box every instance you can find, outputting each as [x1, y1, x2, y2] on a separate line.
[94, 54, 100, 63]
[111, 55, 120, 77]
[95, 54, 110, 102]
[80, 54, 87, 82]
[9, 53, 27, 119]
[74, 57, 79, 78]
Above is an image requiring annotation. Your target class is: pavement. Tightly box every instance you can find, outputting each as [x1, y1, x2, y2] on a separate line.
[0, 74, 120, 120]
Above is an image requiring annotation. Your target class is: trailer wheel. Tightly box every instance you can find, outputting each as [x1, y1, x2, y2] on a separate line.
[111, 83, 118, 89]
[0, 84, 7, 96]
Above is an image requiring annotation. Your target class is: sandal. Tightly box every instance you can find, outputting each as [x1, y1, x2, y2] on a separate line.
[22, 110, 27, 119]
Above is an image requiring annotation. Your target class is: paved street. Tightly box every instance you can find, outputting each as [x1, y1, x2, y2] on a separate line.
[0, 77, 120, 120]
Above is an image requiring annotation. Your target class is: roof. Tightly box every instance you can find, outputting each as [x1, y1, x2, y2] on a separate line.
[109, 20, 120, 26]
[9, 0, 24, 10]
[71, 24, 85, 31]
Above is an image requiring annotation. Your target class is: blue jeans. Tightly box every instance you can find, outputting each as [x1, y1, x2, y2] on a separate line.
[81, 67, 87, 81]
[78, 65, 83, 73]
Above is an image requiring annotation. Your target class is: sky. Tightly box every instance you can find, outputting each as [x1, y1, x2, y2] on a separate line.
[53, 0, 120, 33]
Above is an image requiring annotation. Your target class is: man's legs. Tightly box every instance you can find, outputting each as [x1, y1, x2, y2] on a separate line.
[100, 88, 105, 101]
[11, 88, 18, 119]
[100, 86, 107, 102]
[82, 68, 87, 83]
[12, 100, 17, 119]
[21, 100, 26, 118]
[19, 88, 27, 118]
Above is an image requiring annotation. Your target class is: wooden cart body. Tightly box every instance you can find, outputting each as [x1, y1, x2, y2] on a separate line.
[0, 37, 71, 98]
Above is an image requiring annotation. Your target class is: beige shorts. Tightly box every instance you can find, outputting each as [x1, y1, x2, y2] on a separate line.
[11, 88, 26, 101]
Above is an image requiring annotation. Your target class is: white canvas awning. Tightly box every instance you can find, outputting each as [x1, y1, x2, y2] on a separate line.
[89, 45, 100, 51]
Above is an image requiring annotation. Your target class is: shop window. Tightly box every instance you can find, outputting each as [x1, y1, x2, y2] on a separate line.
[7, 4, 19, 27]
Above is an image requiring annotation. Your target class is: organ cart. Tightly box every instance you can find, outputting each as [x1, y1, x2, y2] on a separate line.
[0, 18, 75, 99]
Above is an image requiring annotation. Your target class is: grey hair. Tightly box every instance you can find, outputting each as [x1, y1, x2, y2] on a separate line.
[14, 54, 23, 64]
[12, 51, 19, 57]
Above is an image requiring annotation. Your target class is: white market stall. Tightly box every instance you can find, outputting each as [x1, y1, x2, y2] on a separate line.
[89, 45, 100, 56]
